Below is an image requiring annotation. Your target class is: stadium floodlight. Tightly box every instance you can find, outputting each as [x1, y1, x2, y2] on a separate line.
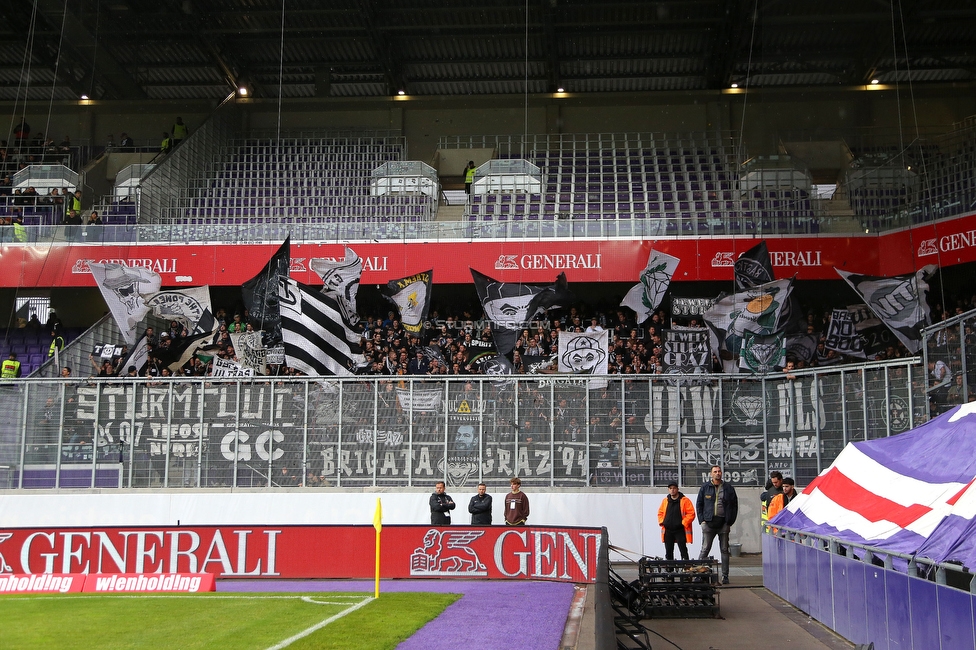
[238, 87, 248, 96]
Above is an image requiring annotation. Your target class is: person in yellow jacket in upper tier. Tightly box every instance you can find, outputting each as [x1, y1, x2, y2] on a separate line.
[658, 481, 696, 561]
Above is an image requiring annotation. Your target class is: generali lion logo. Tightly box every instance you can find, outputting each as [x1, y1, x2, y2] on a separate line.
[494, 255, 518, 270]
[289, 258, 307, 272]
[71, 260, 92, 274]
[409, 529, 487, 576]
[917, 239, 937, 257]
[0, 534, 13, 573]
[711, 252, 735, 267]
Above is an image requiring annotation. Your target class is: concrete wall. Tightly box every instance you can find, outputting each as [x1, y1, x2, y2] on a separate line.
[0, 487, 764, 560]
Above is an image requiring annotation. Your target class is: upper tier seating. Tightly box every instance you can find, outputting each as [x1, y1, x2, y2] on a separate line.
[158, 137, 436, 224]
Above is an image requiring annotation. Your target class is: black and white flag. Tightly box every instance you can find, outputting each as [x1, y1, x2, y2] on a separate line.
[310, 247, 362, 332]
[835, 265, 936, 354]
[558, 330, 609, 390]
[471, 269, 574, 357]
[89, 262, 162, 346]
[703, 278, 794, 363]
[278, 277, 367, 376]
[734, 241, 774, 290]
[824, 308, 866, 358]
[381, 270, 433, 334]
[242, 238, 290, 344]
[739, 332, 786, 374]
[620, 249, 680, 323]
[145, 286, 216, 335]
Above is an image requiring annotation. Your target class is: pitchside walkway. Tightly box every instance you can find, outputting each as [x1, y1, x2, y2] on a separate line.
[578, 554, 854, 650]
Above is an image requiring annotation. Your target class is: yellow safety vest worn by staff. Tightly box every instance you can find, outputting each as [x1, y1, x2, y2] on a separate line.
[465, 167, 476, 184]
[1, 359, 20, 377]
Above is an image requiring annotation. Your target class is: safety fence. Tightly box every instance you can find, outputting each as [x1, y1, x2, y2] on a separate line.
[923, 307, 976, 417]
[764, 524, 975, 649]
[0, 358, 923, 491]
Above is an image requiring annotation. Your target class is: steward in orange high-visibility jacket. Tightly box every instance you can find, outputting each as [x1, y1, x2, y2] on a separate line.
[658, 482, 696, 561]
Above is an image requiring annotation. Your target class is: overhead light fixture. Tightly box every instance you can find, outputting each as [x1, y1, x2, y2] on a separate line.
[730, 83, 738, 88]
[238, 87, 248, 96]
[80, 94, 89, 100]
[556, 86, 564, 93]
[870, 79, 880, 85]
[397, 89, 405, 96]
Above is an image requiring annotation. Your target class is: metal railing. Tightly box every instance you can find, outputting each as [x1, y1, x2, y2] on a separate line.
[0, 358, 923, 491]
[765, 523, 976, 592]
[922, 307, 976, 417]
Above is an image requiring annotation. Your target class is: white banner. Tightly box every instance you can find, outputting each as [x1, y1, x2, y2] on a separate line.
[211, 356, 255, 377]
[395, 388, 443, 413]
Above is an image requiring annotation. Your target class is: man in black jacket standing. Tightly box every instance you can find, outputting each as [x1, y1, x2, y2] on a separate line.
[468, 483, 492, 525]
[697, 464, 738, 585]
[430, 481, 456, 525]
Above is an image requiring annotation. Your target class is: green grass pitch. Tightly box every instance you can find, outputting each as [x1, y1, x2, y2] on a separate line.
[0, 591, 460, 649]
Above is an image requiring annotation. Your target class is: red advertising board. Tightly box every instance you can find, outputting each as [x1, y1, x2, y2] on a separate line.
[3, 212, 973, 288]
[0, 525, 602, 583]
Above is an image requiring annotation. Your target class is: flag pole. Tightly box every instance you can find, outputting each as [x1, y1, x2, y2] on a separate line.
[373, 497, 382, 598]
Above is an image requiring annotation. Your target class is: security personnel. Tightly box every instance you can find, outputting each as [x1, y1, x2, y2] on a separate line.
[12, 216, 26, 242]
[464, 161, 476, 194]
[767, 477, 798, 521]
[161, 132, 172, 154]
[2, 352, 21, 378]
[171, 117, 188, 144]
[48, 328, 65, 358]
[760, 470, 784, 525]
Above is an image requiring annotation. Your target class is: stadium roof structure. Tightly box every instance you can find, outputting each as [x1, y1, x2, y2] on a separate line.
[1, 0, 974, 102]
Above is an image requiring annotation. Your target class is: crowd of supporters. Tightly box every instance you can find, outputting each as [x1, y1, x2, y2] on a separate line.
[86, 297, 974, 380]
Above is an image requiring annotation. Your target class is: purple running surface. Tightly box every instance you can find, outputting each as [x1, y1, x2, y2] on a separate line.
[218, 579, 575, 650]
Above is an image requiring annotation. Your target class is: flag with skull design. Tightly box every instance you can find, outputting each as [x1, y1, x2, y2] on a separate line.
[89, 262, 162, 345]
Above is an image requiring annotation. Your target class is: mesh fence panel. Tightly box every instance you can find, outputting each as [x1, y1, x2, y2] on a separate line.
[4, 360, 928, 491]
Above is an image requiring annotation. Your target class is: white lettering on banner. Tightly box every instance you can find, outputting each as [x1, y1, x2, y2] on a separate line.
[88, 258, 178, 274]
[769, 251, 822, 267]
[493, 530, 599, 578]
[18, 529, 280, 576]
[91, 574, 202, 592]
[0, 574, 75, 593]
[519, 254, 602, 270]
[940, 230, 976, 252]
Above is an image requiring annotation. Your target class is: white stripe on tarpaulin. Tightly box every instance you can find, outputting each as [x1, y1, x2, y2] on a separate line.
[832, 445, 966, 507]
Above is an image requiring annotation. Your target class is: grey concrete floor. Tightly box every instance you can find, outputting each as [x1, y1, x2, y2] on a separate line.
[577, 554, 854, 650]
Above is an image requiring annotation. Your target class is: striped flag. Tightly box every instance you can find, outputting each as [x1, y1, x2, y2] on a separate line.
[242, 238, 290, 344]
[771, 402, 976, 567]
[278, 278, 366, 376]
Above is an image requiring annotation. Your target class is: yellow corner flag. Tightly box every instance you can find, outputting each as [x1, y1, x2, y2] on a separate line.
[373, 498, 382, 598]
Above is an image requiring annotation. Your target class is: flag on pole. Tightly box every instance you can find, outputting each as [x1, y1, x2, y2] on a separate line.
[381, 270, 433, 334]
[145, 286, 216, 335]
[373, 497, 382, 599]
[310, 247, 363, 332]
[278, 277, 367, 376]
[242, 238, 290, 344]
[734, 241, 774, 290]
[472, 269, 574, 357]
[620, 249, 680, 323]
[89, 262, 162, 345]
[703, 278, 794, 361]
[835, 265, 936, 354]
